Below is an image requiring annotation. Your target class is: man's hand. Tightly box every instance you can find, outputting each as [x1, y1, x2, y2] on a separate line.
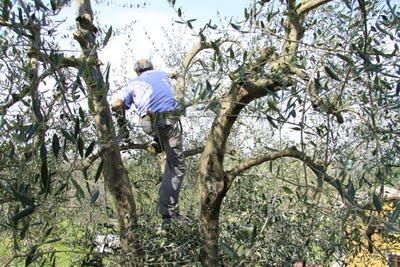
[111, 98, 124, 112]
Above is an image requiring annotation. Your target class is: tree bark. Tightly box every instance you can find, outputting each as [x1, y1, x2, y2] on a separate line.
[199, 83, 279, 265]
[74, 0, 137, 258]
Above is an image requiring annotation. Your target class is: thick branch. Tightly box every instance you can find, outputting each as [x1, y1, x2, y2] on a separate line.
[276, 0, 304, 66]
[241, 77, 284, 98]
[182, 41, 211, 70]
[174, 40, 211, 101]
[74, 0, 137, 255]
[297, 0, 333, 16]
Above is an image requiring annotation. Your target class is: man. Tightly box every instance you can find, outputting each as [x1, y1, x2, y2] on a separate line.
[111, 59, 185, 223]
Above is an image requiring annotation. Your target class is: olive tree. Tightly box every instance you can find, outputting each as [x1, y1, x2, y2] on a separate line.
[167, 0, 399, 264]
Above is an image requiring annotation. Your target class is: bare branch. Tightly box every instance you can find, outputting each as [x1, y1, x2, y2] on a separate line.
[227, 147, 301, 178]
[85, 141, 204, 169]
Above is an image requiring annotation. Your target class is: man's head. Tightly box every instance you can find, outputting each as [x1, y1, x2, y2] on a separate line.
[134, 59, 153, 75]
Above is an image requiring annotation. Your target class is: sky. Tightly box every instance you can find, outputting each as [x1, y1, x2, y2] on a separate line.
[56, 0, 249, 72]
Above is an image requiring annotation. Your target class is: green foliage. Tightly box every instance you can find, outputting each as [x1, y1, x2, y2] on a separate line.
[0, 0, 399, 265]
[219, 163, 350, 265]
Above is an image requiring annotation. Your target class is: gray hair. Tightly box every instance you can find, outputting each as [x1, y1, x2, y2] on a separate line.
[134, 59, 154, 75]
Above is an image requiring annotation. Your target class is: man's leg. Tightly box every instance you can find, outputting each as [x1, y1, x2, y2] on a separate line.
[157, 120, 185, 217]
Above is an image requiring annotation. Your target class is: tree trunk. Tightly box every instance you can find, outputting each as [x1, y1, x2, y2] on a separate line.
[74, 0, 137, 257]
[199, 83, 281, 265]
[200, 199, 224, 266]
[199, 93, 243, 266]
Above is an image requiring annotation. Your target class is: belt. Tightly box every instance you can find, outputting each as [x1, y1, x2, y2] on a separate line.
[142, 110, 181, 121]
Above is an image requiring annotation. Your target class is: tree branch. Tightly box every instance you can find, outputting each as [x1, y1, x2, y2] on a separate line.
[240, 77, 283, 98]
[182, 41, 211, 71]
[0, 18, 11, 27]
[227, 147, 300, 178]
[297, 0, 333, 16]
[290, 66, 344, 123]
[85, 142, 204, 169]
[173, 40, 212, 101]
[227, 146, 347, 201]
[0, 86, 30, 115]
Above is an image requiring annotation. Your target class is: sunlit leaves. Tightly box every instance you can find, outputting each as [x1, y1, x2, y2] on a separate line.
[220, 242, 239, 264]
[335, 53, 354, 66]
[282, 186, 294, 194]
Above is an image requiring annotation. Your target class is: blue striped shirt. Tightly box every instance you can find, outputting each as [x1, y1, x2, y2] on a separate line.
[117, 70, 177, 117]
